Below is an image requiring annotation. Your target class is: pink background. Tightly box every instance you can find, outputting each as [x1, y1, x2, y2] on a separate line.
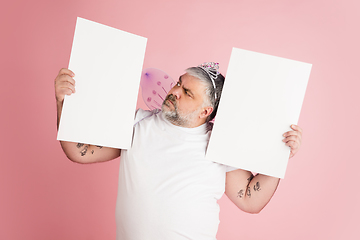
[1, 0, 359, 239]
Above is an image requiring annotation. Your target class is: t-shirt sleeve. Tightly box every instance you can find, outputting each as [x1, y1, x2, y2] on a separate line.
[226, 165, 239, 172]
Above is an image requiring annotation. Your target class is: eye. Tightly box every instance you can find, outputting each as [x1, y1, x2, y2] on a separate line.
[176, 81, 181, 87]
[184, 89, 191, 97]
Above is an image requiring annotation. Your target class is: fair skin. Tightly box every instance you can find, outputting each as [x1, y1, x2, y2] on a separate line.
[161, 74, 214, 128]
[55, 68, 302, 213]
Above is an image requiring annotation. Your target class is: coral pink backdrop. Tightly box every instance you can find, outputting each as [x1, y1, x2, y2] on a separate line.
[1, 0, 359, 239]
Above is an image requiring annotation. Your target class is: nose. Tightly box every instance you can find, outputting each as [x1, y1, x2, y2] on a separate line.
[170, 87, 181, 99]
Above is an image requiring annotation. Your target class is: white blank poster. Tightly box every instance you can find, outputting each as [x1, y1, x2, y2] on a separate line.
[206, 48, 312, 178]
[57, 17, 147, 149]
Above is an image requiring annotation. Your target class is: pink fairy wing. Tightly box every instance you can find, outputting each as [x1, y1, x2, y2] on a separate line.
[140, 68, 175, 110]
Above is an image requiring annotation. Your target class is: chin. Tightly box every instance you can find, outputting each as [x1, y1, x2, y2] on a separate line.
[161, 103, 169, 113]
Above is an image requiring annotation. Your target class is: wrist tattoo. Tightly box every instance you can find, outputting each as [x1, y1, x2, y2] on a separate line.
[237, 189, 244, 198]
[253, 182, 261, 191]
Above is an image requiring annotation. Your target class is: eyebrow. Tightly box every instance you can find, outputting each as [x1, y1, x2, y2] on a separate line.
[178, 76, 194, 97]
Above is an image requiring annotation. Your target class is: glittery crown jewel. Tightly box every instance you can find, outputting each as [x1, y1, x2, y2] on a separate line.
[197, 62, 220, 99]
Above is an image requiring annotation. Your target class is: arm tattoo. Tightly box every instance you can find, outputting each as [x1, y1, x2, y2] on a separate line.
[76, 143, 84, 148]
[237, 189, 244, 198]
[247, 175, 254, 183]
[80, 145, 88, 156]
[91, 150, 94, 154]
[245, 174, 254, 198]
[253, 182, 261, 191]
[96, 145, 103, 149]
[247, 187, 251, 198]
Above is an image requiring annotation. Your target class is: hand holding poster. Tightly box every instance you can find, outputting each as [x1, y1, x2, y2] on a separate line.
[206, 48, 312, 178]
[57, 17, 147, 149]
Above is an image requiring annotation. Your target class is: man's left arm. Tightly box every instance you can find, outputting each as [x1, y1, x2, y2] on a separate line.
[225, 125, 303, 214]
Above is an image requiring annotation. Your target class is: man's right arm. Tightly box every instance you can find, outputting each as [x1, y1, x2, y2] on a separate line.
[55, 68, 121, 164]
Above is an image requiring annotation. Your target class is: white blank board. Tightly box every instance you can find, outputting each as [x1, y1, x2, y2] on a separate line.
[57, 17, 147, 149]
[206, 48, 312, 178]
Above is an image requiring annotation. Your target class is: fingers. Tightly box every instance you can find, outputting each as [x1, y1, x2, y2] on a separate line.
[55, 68, 76, 102]
[283, 125, 302, 142]
[285, 139, 299, 159]
[290, 124, 302, 133]
[59, 81, 76, 93]
[282, 124, 303, 158]
[57, 68, 76, 85]
[285, 139, 299, 149]
[58, 68, 75, 77]
[282, 137, 300, 151]
[283, 125, 302, 136]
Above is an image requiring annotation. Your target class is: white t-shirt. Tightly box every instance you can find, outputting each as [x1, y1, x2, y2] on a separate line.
[116, 109, 230, 240]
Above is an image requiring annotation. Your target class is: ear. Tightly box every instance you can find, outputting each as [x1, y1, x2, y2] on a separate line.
[199, 106, 213, 119]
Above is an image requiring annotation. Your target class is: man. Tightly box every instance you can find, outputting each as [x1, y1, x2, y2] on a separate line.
[55, 63, 302, 239]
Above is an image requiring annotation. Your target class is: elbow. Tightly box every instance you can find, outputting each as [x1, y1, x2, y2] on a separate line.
[63, 152, 88, 164]
[69, 157, 87, 164]
[239, 203, 265, 214]
[60, 141, 89, 164]
[245, 208, 263, 214]
[241, 208, 261, 214]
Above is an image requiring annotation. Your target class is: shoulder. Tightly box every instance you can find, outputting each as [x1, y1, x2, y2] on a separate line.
[134, 108, 161, 125]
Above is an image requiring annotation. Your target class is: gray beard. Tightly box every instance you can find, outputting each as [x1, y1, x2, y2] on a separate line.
[161, 94, 200, 127]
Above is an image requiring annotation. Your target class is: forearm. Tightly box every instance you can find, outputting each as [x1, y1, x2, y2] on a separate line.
[225, 125, 303, 213]
[60, 141, 120, 164]
[225, 170, 280, 214]
[243, 173, 280, 213]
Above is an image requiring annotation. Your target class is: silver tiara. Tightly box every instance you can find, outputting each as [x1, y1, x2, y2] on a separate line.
[198, 62, 220, 99]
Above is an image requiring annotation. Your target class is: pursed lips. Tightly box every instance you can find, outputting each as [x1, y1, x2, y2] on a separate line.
[165, 94, 176, 107]
[167, 99, 174, 106]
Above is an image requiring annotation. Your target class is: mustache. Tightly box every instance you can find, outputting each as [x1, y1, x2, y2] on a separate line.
[164, 94, 177, 108]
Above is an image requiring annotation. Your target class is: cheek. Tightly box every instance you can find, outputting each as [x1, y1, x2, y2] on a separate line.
[180, 99, 200, 113]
